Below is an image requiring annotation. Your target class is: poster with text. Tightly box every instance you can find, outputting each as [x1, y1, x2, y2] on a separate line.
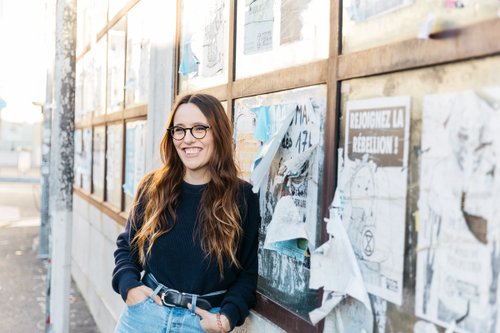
[340, 96, 411, 305]
[416, 87, 500, 333]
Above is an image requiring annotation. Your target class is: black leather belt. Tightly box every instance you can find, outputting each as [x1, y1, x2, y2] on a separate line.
[142, 273, 225, 311]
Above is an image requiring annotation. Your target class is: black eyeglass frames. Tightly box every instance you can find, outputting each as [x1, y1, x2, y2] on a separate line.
[168, 125, 211, 140]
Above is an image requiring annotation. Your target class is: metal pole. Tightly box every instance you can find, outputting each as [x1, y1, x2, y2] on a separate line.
[39, 0, 55, 260]
[47, 0, 76, 331]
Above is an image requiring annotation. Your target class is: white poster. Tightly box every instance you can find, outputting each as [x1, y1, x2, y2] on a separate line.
[123, 121, 146, 197]
[340, 96, 411, 305]
[243, 0, 274, 55]
[416, 87, 500, 333]
[346, 0, 413, 22]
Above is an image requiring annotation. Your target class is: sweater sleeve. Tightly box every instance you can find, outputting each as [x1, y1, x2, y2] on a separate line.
[220, 184, 261, 330]
[111, 213, 144, 301]
[111, 182, 149, 302]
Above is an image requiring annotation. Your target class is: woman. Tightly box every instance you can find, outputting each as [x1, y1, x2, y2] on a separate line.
[112, 94, 260, 332]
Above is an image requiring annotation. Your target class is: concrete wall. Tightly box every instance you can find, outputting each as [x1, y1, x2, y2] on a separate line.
[72, 194, 124, 333]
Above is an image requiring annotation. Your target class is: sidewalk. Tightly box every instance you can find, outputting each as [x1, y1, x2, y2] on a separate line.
[0, 182, 100, 332]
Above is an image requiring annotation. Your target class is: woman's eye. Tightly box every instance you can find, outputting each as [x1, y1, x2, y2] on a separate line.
[193, 126, 206, 133]
[173, 127, 185, 134]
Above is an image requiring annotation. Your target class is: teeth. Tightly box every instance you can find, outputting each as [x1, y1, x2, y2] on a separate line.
[185, 148, 200, 155]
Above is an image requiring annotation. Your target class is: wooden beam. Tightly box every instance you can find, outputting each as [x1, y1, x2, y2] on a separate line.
[74, 187, 127, 226]
[232, 59, 328, 99]
[338, 18, 500, 80]
[255, 293, 324, 333]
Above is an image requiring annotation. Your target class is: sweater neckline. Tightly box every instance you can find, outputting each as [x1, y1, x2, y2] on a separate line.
[182, 180, 208, 194]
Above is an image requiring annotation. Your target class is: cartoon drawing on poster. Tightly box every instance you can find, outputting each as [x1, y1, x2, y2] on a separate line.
[202, 0, 225, 77]
[346, 0, 414, 22]
[341, 96, 411, 305]
[244, 0, 274, 55]
[416, 87, 500, 333]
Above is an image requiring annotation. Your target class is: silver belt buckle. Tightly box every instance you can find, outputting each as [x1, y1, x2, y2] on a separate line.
[160, 289, 181, 307]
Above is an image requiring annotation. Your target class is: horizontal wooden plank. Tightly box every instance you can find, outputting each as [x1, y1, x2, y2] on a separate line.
[255, 293, 324, 333]
[74, 187, 127, 226]
[338, 18, 500, 80]
[232, 59, 328, 99]
[123, 103, 148, 119]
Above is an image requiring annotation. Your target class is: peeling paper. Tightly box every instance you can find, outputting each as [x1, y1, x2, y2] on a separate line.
[417, 12, 436, 39]
[308, 189, 372, 324]
[263, 196, 309, 248]
[309, 291, 346, 325]
[250, 108, 295, 193]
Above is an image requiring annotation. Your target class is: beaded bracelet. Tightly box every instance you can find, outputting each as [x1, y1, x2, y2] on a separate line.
[216, 312, 224, 332]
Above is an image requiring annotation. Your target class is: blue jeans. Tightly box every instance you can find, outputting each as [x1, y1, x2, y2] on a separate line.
[115, 297, 221, 333]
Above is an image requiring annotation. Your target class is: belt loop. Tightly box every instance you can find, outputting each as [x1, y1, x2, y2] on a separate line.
[150, 284, 164, 300]
[190, 294, 198, 314]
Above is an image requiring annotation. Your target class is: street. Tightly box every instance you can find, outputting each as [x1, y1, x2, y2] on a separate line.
[0, 182, 99, 333]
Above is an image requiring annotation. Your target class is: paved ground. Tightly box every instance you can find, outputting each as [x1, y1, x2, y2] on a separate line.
[0, 181, 100, 333]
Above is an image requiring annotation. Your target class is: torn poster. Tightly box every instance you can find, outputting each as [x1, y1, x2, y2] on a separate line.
[179, 0, 227, 81]
[309, 219, 372, 323]
[341, 96, 411, 305]
[308, 184, 372, 326]
[244, 0, 274, 55]
[346, 0, 414, 22]
[233, 86, 325, 257]
[416, 87, 500, 333]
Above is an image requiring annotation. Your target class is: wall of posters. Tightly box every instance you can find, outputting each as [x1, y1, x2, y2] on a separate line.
[123, 120, 147, 211]
[235, 0, 329, 79]
[106, 124, 123, 209]
[416, 87, 500, 333]
[178, 0, 229, 92]
[233, 85, 326, 320]
[335, 55, 500, 332]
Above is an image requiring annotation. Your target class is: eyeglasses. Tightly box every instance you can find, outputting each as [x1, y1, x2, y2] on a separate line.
[168, 125, 211, 140]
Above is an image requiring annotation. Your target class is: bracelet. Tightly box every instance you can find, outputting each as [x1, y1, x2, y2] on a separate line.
[216, 312, 225, 332]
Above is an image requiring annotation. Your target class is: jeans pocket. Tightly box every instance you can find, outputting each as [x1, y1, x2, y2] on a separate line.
[126, 297, 150, 309]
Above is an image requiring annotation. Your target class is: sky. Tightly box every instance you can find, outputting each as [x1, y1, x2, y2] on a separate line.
[0, 0, 49, 124]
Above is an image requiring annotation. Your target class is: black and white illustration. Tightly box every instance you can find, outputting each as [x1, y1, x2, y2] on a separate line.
[340, 96, 411, 305]
[416, 87, 500, 333]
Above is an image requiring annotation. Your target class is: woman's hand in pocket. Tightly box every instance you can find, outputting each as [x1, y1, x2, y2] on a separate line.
[125, 285, 162, 306]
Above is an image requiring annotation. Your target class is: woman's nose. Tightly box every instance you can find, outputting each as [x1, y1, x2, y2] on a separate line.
[183, 129, 196, 143]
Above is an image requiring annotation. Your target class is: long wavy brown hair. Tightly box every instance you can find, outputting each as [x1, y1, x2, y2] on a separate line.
[131, 94, 242, 277]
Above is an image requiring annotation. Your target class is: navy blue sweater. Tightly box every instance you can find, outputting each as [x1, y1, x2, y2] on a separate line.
[112, 180, 260, 329]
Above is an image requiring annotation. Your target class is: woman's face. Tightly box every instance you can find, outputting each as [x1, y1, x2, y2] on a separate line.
[172, 102, 214, 184]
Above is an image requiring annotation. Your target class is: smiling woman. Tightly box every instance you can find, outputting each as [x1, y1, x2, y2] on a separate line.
[112, 93, 261, 333]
